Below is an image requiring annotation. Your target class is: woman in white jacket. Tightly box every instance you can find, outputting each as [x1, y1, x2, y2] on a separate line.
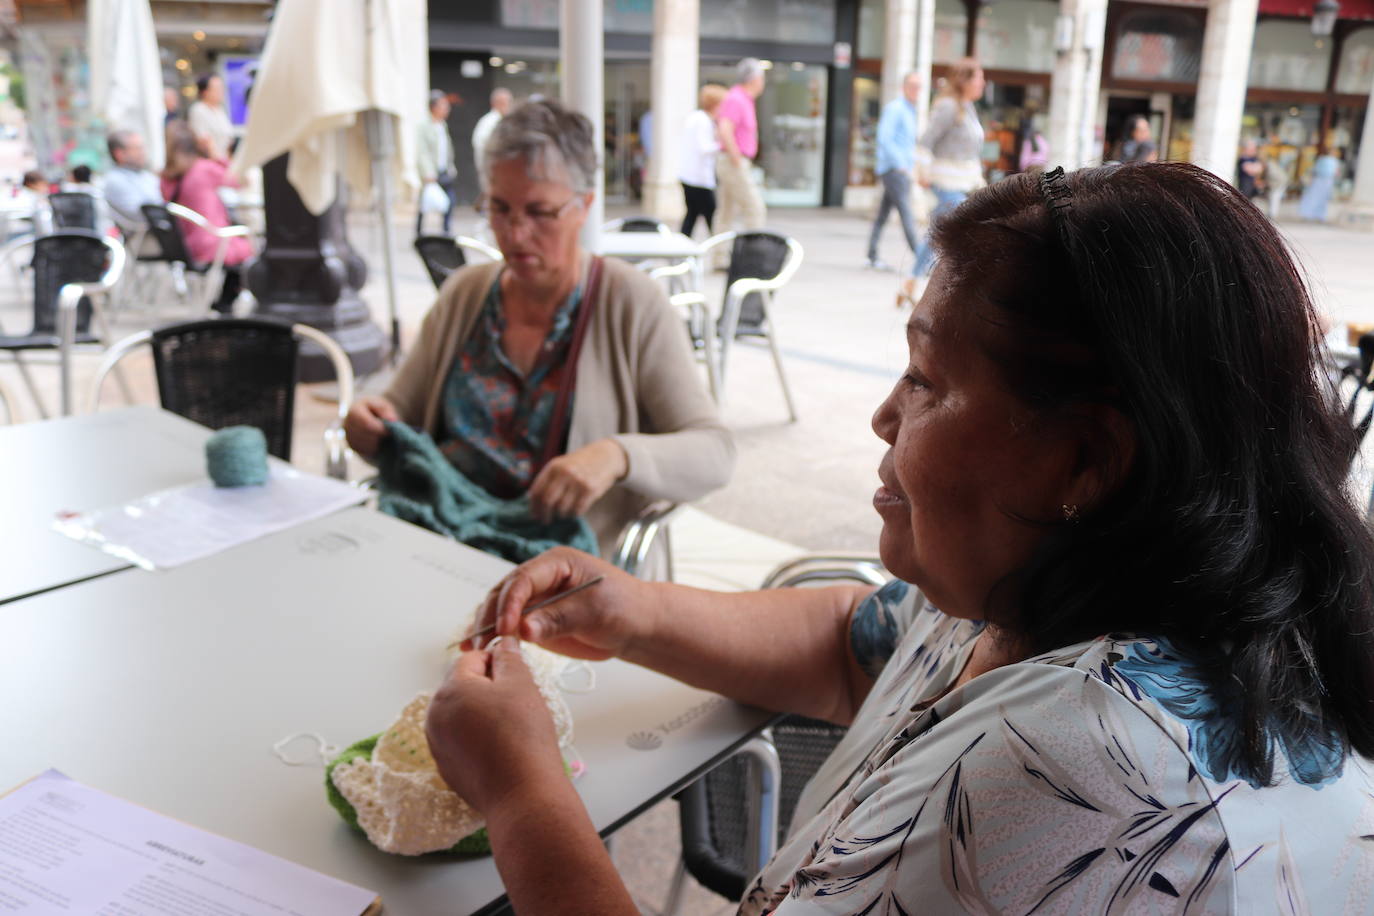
[677, 84, 728, 238]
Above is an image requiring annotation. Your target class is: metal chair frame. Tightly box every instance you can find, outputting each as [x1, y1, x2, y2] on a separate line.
[87, 322, 355, 480]
[664, 231, 803, 420]
[137, 202, 251, 316]
[0, 232, 128, 417]
[413, 234, 503, 289]
[610, 500, 681, 580]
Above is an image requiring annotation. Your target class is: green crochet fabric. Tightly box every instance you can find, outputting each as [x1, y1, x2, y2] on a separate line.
[375, 421, 599, 564]
[325, 734, 491, 855]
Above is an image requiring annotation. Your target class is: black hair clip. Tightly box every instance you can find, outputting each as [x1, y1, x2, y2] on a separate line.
[1039, 166, 1074, 248]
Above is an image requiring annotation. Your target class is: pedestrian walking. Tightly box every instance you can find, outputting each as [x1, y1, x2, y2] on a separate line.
[864, 72, 923, 273]
[1299, 151, 1341, 222]
[1237, 138, 1265, 201]
[678, 84, 727, 238]
[903, 58, 986, 305]
[715, 58, 767, 266]
[1017, 115, 1049, 172]
[472, 89, 513, 190]
[1263, 144, 1290, 220]
[1119, 115, 1158, 163]
[417, 89, 458, 236]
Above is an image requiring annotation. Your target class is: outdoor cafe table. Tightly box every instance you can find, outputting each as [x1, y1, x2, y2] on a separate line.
[597, 231, 707, 291]
[0, 406, 217, 604]
[0, 505, 774, 914]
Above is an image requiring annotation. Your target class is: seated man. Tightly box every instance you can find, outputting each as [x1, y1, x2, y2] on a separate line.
[104, 130, 164, 245]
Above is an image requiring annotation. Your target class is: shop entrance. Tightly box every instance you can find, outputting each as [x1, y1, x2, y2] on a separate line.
[1102, 94, 1166, 162]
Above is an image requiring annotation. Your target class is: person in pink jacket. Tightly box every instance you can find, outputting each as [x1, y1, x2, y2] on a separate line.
[161, 121, 252, 313]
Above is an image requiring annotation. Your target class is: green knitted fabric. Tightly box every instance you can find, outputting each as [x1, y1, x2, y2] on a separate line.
[375, 421, 599, 565]
[324, 734, 491, 855]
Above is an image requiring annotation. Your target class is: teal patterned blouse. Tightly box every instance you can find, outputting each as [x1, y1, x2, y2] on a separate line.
[742, 580, 1374, 914]
[439, 274, 583, 499]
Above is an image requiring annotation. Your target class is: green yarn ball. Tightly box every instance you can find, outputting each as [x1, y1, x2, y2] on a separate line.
[205, 426, 269, 488]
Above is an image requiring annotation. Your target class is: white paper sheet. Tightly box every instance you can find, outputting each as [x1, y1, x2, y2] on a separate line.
[53, 467, 365, 570]
[0, 770, 376, 915]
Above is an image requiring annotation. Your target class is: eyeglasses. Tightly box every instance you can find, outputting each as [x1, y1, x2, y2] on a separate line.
[478, 193, 583, 233]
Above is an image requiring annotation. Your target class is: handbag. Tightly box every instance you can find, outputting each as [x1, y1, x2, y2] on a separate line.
[420, 181, 451, 214]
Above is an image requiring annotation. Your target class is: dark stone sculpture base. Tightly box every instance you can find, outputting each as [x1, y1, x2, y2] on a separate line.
[245, 155, 388, 382]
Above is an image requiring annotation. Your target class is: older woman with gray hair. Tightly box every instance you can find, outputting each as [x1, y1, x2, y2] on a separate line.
[345, 99, 733, 556]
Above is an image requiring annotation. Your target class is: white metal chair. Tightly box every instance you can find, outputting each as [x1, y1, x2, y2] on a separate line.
[138, 202, 251, 316]
[0, 231, 128, 417]
[88, 318, 355, 480]
[665, 230, 804, 420]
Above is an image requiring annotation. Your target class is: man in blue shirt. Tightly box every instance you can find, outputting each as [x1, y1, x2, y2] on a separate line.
[866, 72, 922, 272]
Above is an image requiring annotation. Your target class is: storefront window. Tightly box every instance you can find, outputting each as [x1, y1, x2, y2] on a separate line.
[500, 0, 836, 43]
[974, 0, 1056, 74]
[850, 75, 880, 185]
[934, 0, 968, 64]
[1248, 20, 1331, 92]
[1243, 102, 1320, 192]
[1336, 26, 1374, 95]
[703, 61, 829, 206]
[858, 0, 884, 59]
[1111, 10, 1203, 83]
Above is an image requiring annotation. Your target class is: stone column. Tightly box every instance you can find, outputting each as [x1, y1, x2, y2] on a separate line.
[1342, 70, 1374, 230]
[1048, 0, 1108, 170]
[643, 0, 699, 225]
[561, 0, 604, 249]
[1191, 0, 1259, 180]
[883, 0, 919, 107]
[915, 0, 936, 129]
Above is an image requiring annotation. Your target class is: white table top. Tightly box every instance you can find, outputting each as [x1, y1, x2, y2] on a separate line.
[0, 506, 771, 914]
[0, 407, 217, 604]
[597, 231, 704, 261]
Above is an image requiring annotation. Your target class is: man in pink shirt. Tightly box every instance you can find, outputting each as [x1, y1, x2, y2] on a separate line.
[715, 58, 766, 263]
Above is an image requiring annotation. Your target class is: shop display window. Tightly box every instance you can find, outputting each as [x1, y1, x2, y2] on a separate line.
[1248, 20, 1332, 92]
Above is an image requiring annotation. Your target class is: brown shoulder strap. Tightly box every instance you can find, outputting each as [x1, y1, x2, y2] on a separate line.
[537, 255, 604, 472]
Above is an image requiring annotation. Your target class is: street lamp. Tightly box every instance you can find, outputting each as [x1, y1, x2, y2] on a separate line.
[1312, 0, 1340, 37]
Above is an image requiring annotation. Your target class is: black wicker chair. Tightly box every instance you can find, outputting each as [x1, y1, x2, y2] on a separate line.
[668, 555, 888, 911]
[88, 318, 355, 478]
[50, 191, 99, 230]
[603, 216, 671, 234]
[0, 230, 125, 417]
[667, 230, 803, 420]
[138, 202, 249, 314]
[413, 234, 503, 290]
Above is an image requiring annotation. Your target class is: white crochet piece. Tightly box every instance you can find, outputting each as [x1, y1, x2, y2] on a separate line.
[330, 641, 577, 856]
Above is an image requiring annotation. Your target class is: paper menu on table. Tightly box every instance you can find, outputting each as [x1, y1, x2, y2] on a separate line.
[0, 770, 378, 915]
[53, 466, 365, 570]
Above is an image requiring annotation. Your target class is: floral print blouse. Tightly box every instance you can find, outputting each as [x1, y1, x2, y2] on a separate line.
[742, 580, 1374, 914]
[439, 275, 581, 499]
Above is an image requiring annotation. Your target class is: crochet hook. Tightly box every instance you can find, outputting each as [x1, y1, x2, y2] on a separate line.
[459, 574, 606, 644]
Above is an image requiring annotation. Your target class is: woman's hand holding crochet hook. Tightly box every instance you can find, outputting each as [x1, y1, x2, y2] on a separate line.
[460, 547, 647, 661]
[426, 636, 565, 814]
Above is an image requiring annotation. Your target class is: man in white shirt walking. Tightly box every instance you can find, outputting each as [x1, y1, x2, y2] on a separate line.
[471, 88, 512, 190]
[416, 90, 458, 236]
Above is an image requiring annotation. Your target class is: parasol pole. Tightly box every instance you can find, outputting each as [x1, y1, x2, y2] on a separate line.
[363, 108, 402, 366]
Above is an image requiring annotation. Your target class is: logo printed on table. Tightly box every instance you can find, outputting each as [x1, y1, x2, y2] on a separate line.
[626, 731, 663, 751]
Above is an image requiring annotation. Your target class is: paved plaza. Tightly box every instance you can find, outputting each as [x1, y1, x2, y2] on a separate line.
[1, 200, 1370, 914]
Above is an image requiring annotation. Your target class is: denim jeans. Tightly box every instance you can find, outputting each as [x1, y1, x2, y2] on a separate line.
[866, 169, 919, 263]
[912, 188, 968, 277]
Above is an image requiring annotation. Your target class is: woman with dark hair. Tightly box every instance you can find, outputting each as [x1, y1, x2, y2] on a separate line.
[1120, 114, 1159, 162]
[423, 162, 1374, 913]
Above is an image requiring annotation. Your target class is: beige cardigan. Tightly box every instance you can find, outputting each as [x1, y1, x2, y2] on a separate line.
[384, 256, 735, 555]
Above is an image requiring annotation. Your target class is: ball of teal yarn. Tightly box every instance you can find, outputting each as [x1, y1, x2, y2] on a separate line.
[206, 426, 269, 488]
